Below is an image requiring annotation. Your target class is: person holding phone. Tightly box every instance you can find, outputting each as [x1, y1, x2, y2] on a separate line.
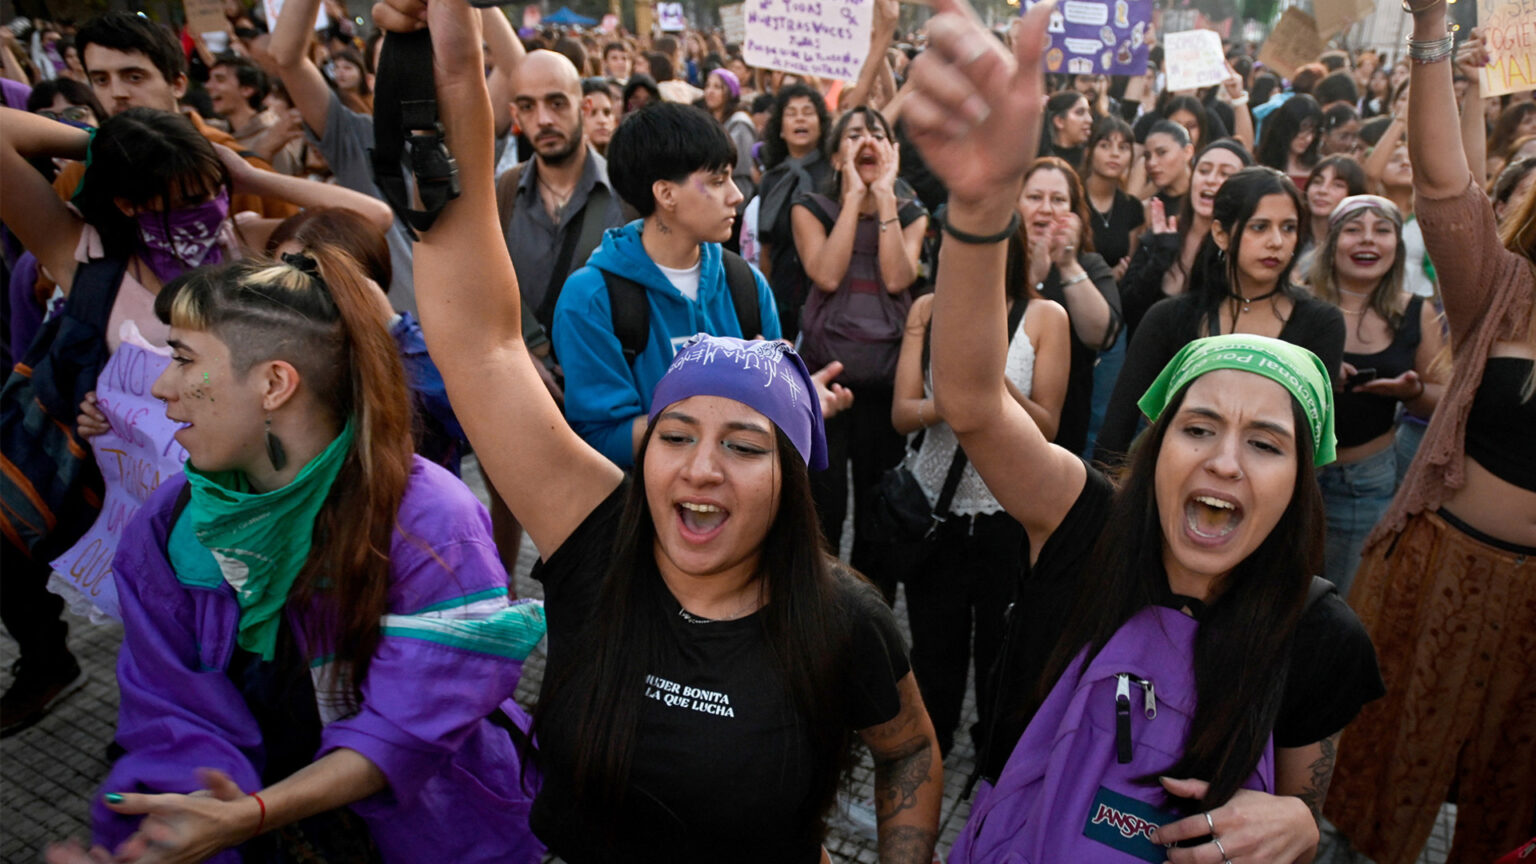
[1308, 195, 1445, 595]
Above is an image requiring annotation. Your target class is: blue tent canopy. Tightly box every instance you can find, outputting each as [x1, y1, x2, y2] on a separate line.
[543, 6, 598, 26]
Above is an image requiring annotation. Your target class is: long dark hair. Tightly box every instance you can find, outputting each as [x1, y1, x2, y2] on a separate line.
[73, 108, 232, 262]
[155, 246, 416, 710]
[825, 106, 896, 194]
[1255, 94, 1322, 173]
[1171, 139, 1254, 287]
[1044, 90, 1088, 148]
[1188, 166, 1306, 332]
[762, 83, 829, 169]
[1036, 382, 1325, 812]
[532, 422, 858, 846]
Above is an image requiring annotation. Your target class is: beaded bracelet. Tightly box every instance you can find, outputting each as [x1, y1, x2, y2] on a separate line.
[941, 210, 1021, 245]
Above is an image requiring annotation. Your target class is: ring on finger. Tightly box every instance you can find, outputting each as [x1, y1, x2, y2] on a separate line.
[962, 44, 988, 66]
[1204, 811, 1217, 836]
[1212, 835, 1232, 863]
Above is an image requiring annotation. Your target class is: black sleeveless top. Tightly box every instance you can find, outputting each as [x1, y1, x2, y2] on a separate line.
[1335, 297, 1424, 448]
[1465, 356, 1536, 492]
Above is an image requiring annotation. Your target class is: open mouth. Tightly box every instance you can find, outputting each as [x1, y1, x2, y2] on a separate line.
[1185, 493, 1243, 543]
[1349, 252, 1381, 266]
[677, 500, 729, 542]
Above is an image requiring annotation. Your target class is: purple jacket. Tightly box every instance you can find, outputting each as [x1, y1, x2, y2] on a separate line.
[98, 457, 544, 864]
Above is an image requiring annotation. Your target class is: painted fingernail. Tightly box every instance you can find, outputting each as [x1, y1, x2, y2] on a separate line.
[104, 793, 125, 804]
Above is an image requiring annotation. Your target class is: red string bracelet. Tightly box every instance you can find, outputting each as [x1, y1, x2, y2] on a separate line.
[252, 793, 267, 835]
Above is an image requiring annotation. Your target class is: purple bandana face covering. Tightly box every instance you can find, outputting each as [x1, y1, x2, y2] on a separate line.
[648, 335, 828, 470]
[134, 188, 230, 284]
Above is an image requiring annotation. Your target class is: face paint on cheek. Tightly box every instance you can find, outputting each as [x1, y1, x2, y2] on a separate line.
[694, 178, 709, 196]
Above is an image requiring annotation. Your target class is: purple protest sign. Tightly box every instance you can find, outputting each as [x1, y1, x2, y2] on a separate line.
[1026, 0, 1152, 77]
[49, 334, 188, 622]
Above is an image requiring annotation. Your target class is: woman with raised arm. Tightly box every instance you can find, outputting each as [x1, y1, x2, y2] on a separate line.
[1324, 3, 1536, 861]
[902, 1, 1381, 861]
[368, 3, 944, 862]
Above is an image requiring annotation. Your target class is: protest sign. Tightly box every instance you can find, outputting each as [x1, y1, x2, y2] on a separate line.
[1256, 7, 1323, 79]
[743, 0, 874, 82]
[1316, 0, 1375, 40]
[184, 0, 227, 40]
[1479, 0, 1536, 97]
[50, 335, 188, 623]
[720, 3, 746, 44]
[1026, 0, 1152, 77]
[635, 1, 654, 38]
[1163, 29, 1227, 91]
[262, 0, 328, 35]
[658, 2, 686, 31]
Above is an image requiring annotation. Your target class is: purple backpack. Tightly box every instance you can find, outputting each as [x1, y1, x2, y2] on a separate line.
[948, 581, 1323, 864]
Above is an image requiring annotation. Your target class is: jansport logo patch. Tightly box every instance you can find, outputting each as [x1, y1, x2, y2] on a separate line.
[1081, 786, 1177, 863]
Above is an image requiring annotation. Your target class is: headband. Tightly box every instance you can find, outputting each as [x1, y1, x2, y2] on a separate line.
[1329, 194, 1403, 228]
[1137, 334, 1337, 466]
[649, 335, 828, 470]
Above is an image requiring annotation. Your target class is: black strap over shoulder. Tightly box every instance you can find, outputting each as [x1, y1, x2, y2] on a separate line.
[370, 30, 460, 239]
[602, 250, 761, 366]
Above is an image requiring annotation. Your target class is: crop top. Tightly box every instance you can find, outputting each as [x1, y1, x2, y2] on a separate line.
[1335, 297, 1424, 449]
[1463, 357, 1536, 493]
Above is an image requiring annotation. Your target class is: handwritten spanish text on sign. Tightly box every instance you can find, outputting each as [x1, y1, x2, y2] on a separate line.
[743, 0, 874, 83]
[658, 2, 686, 31]
[1026, 0, 1152, 76]
[1479, 0, 1536, 98]
[1163, 29, 1228, 91]
[50, 335, 188, 622]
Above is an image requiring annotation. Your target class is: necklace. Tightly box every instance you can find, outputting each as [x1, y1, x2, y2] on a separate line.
[538, 174, 577, 221]
[1338, 286, 1373, 298]
[1228, 286, 1281, 315]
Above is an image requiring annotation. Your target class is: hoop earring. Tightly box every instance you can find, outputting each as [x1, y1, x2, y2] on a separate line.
[264, 416, 288, 472]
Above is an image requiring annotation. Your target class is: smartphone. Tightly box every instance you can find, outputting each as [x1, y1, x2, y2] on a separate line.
[1346, 368, 1377, 388]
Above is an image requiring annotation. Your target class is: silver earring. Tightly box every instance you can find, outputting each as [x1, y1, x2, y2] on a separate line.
[264, 416, 288, 471]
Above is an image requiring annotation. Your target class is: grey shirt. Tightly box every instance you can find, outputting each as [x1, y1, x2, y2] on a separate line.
[505, 146, 629, 319]
[304, 90, 418, 314]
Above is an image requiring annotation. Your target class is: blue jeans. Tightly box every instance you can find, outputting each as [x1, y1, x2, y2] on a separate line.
[1394, 416, 1428, 486]
[1083, 328, 1127, 459]
[1316, 444, 1399, 598]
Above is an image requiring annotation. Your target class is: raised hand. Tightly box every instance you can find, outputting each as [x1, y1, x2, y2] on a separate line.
[1049, 214, 1083, 269]
[840, 135, 869, 202]
[870, 136, 900, 198]
[901, 0, 1057, 209]
[1148, 196, 1177, 235]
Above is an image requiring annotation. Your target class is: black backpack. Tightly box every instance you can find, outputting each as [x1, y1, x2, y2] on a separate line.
[602, 250, 762, 366]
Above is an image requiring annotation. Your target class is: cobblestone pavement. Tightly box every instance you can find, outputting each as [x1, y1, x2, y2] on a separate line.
[2, 458, 1456, 863]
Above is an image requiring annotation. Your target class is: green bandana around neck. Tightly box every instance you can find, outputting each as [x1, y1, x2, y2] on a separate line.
[170, 421, 355, 660]
[1137, 334, 1337, 466]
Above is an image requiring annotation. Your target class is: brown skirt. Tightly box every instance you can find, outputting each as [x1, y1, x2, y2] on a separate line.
[1325, 509, 1536, 864]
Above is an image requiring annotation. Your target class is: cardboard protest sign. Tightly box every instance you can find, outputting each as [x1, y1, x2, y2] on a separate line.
[1316, 0, 1375, 41]
[720, 3, 746, 44]
[1163, 29, 1227, 91]
[658, 2, 686, 31]
[1026, 0, 1153, 77]
[1479, 0, 1536, 97]
[1256, 7, 1323, 79]
[743, 0, 874, 81]
[635, 1, 654, 38]
[184, 0, 228, 39]
[50, 336, 188, 623]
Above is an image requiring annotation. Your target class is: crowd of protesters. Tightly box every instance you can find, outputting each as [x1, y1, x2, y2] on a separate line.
[0, 0, 1531, 861]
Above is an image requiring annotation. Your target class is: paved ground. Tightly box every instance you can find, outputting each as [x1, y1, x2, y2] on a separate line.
[1, 457, 1457, 863]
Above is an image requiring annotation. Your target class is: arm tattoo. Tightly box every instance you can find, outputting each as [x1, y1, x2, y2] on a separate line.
[871, 734, 932, 825]
[878, 824, 939, 864]
[1294, 734, 1338, 820]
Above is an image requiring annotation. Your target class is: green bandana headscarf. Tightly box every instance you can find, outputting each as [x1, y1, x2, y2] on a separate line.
[1137, 335, 1337, 466]
[168, 422, 355, 660]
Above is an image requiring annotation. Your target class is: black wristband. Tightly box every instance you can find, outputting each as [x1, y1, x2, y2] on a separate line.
[941, 211, 1021, 245]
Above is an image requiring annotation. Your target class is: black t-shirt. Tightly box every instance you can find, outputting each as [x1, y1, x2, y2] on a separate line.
[1088, 188, 1146, 270]
[530, 482, 910, 863]
[1095, 293, 1346, 463]
[978, 463, 1384, 780]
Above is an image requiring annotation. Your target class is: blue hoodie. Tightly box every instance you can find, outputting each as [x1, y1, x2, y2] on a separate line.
[552, 221, 783, 467]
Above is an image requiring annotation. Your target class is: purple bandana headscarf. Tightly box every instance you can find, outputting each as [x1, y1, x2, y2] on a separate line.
[648, 335, 828, 470]
[709, 68, 741, 100]
[134, 189, 231, 284]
